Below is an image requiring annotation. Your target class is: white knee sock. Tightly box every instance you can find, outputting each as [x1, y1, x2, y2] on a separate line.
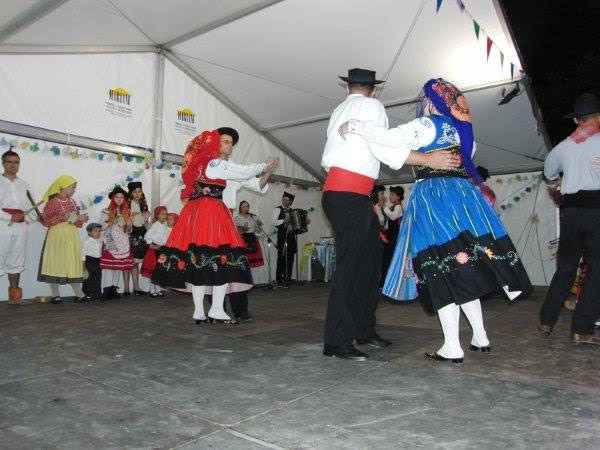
[191, 285, 206, 320]
[437, 303, 463, 358]
[111, 269, 120, 286]
[460, 299, 490, 347]
[208, 284, 230, 320]
[50, 283, 60, 297]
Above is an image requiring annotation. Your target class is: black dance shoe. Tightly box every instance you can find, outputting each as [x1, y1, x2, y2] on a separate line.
[468, 344, 492, 353]
[194, 319, 209, 325]
[134, 290, 147, 296]
[74, 296, 87, 303]
[323, 345, 369, 361]
[50, 296, 62, 304]
[356, 335, 392, 348]
[424, 351, 463, 364]
[122, 291, 131, 297]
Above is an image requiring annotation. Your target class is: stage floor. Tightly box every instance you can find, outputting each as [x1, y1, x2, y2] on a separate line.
[1, 284, 599, 449]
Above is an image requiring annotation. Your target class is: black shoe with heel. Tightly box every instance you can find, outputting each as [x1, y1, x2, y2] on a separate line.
[424, 351, 463, 364]
[50, 296, 62, 304]
[468, 344, 491, 353]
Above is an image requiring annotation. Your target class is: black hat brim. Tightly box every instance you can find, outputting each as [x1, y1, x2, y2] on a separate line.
[339, 76, 385, 85]
[108, 186, 129, 199]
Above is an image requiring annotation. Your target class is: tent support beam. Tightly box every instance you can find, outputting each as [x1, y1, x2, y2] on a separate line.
[151, 52, 166, 210]
[0, 119, 320, 187]
[0, 44, 158, 54]
[164, 50, 324, 183]
[162, 0, 286, 48]
[264, 78, 523, 132]
[0, 0, 71, 44]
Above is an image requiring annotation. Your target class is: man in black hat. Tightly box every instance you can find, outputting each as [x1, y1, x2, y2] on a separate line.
[539, 92, 600, 344]
[272, 191, 296, 284]
[320, 68, 461, 360]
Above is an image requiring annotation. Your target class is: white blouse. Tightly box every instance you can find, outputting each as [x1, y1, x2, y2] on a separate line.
[144, 221, 170, 246]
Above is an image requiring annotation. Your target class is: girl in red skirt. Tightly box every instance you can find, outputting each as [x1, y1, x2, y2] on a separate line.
[152, 127, 278, 324]
[100, 186, 135, 299]
[141, 205, 170, 297]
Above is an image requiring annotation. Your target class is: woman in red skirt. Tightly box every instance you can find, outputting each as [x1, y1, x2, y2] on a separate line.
[152, 128, 278, 324]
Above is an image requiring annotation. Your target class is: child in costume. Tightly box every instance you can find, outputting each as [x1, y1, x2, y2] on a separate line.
[141, 205, 170, 297]
[100, 186, 134, 299]
[38, 175, 89, 304]
[82, 222, 103, 300]
[127, 181, 150, 295]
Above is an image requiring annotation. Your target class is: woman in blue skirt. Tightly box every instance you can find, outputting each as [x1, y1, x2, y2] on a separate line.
[340, 78, 532, 363]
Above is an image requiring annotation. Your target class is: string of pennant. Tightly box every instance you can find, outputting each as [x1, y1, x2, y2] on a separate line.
[492, 173, 543, 217]
[436, 0, 520, 79]
[0, 133, 181, 207]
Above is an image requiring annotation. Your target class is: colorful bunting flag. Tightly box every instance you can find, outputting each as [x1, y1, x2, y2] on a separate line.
[456, 0, 465, 12]
[510, 63, 515, 79]
[500, 51, 505, 68]
[473, 20, 480, 39]
[486, 36, 493, 60]
[436, 0, 443, 13]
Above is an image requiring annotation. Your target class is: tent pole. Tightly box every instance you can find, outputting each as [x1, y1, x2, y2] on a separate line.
[151, 51, 165, 210]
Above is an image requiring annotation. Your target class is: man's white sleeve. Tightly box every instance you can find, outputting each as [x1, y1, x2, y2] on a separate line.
[240, 176, 268, 194]
[205, 159, 267, 181]
[347, 117, 436, 170]
[383, 205, 403, 221]
[544, 146, 562, 181]
[272, 207, 284, 226]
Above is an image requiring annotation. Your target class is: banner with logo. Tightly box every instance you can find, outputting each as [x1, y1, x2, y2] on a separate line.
[0, 53, 156, 149]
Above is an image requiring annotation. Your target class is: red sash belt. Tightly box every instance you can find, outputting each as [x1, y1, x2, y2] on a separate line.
[2, 208, 25, 222]
[323, 167, 375, 196]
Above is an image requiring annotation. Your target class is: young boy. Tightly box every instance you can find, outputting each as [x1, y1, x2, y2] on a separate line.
[82, 223, 102, 300]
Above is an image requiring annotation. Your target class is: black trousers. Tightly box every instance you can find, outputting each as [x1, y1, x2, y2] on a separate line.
[276, 238, 296, 282]
[540, 208, 600, 334]
[229, 291, 249, 319]
[322, 191, 382, 349]
[83, 256, 102, 299]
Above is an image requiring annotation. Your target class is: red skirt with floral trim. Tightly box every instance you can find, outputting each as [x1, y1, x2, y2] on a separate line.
[140, 247, 157, 279]
[151, 197, 253, 291]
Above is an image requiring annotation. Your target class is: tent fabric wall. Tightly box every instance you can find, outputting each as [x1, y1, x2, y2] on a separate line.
[0, 53, 156, 149]
[160, 59, 317, 182]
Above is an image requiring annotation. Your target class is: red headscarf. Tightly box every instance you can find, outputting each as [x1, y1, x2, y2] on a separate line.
[180, 130, 223, 200]
[153, 205, 167, 220]
[108, 194, 131, 222]
[168, 212, 179, 225]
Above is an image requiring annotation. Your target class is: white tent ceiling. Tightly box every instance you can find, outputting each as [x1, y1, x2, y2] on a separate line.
[0, 0, 548, 183]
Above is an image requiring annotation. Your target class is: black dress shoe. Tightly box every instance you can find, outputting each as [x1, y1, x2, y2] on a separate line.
[356, 335, 392, 348]
[424, 351, 463, 363]
[134, 290, 147, 296]
[74, 296, 87, 303]
[50, 296, 62, 304]
[323, 345, 369, 361]
[194, 319, 209, 325]
[468, 344, 492, 353]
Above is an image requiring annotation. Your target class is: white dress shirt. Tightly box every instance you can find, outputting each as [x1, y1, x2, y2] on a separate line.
[383, 203, 403, 221]
[0, 175, 31, 222]
[321, 94, 389, 179]
[205, 159, 268, 209]
[144, 221, 170, 246]
[81, 236, 102, 260]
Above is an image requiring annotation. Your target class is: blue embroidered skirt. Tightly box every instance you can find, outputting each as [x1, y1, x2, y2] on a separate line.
[383, 177, 531, 312]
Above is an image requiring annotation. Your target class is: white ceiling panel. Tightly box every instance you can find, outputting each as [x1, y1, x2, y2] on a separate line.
[110, 0, 270, 45]
[171, 0, 422, 100]
[178, 54, 341, 127]
[5, 0, 153, 45]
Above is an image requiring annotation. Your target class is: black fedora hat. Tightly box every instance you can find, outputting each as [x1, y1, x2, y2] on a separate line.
[339, 68, 384, 85]
[108, 185, 128, 200]
[564, 93, 600, 119]
[217, 127, 239, 145]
